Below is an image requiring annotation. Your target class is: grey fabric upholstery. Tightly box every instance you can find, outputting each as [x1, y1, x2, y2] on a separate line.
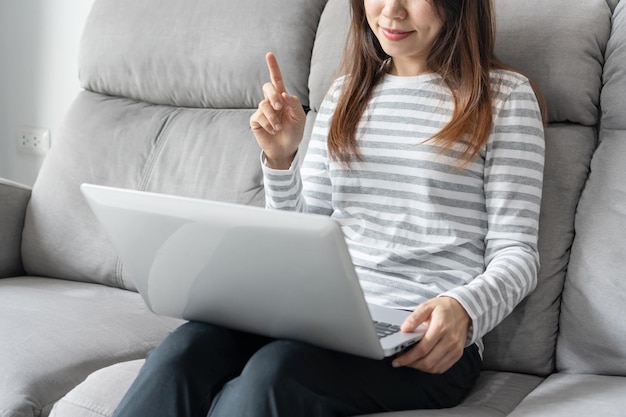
[0, 179, 30, 278]
[79, 0, 326, 109]
[599, 0, 626, 133]
[495, 0, 611, 126]
[557, 0, 626, 376]
[507, 374, 626, 417]
[308, 0, 350, 113]
[0, 277, 181, 417]
[608, 0, 621, 11]
[47, 360, 145, 417]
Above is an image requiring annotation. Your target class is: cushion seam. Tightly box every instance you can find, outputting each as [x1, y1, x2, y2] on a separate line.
[56, 396, 112, 417]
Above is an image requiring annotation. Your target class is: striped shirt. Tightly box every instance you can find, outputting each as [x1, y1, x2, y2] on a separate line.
[262, 70, 545, 352]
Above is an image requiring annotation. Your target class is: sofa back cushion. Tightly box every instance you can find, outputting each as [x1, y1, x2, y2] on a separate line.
[557, 0, 626, 375]
[480, 0, 612, 376]
[79, 0, 323, 110]
[21, 0, 328, 289]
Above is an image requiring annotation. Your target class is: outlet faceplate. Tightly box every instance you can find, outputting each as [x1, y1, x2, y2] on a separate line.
[15, 126, 50, 155]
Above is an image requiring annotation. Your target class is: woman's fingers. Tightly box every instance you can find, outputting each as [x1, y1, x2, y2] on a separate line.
[263, 82, 283, 111]
[251, 102, 280, 135]
[253, 92, 304, 134]
[260, 99, 282, 132]
[392, 297, 471, 374]
[266, 52, 287, 95]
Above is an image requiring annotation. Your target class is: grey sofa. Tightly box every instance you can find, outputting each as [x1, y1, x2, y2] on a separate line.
[1, 0, 625, 416]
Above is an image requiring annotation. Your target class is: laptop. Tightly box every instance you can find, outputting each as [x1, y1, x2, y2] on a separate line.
[80, 183, 425, 359]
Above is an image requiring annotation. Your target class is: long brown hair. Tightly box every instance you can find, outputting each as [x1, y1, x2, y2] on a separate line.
[328, 0, 546, 166]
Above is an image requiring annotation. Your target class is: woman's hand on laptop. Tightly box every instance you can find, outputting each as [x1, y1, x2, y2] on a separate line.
[250, 52, 307, 170]
[391, 297, 471, 374]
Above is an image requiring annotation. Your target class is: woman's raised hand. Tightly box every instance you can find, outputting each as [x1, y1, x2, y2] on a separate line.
[250, 52, 307, 170]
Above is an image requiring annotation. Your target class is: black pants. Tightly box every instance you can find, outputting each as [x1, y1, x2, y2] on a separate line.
[112, 322, 481, 417]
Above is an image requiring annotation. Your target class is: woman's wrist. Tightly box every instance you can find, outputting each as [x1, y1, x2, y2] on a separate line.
[263, 151, 296, 170]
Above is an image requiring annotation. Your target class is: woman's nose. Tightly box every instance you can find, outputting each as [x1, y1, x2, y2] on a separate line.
[382, 0, 407, 20]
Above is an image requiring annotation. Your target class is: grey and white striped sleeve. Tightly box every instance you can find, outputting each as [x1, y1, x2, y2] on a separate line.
[262, 80, 340, 215]
[442, 80, 545, 345]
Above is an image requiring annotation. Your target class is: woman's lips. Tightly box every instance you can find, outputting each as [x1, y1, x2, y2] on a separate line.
[380, 27, 414, 41]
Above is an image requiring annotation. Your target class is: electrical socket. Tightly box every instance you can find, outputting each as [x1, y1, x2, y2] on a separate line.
[15, 126, 51, 155]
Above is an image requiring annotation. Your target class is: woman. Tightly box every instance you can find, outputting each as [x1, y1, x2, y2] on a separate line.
[113, 0, 545, 416]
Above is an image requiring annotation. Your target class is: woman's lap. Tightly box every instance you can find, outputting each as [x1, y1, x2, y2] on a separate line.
[113, 322, 481, 417]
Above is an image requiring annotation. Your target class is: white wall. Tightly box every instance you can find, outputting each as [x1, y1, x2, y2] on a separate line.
[0, 0, 95, 186]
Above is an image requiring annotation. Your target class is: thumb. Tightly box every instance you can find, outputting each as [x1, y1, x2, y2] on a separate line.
[401, 303, 433, 332]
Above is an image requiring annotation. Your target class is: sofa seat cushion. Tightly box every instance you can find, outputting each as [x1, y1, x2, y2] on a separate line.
[52, 367, 542, 417]
[50, 360, 144, 417]
[0, 277, 181, 417]
[507, 374, 626, 417]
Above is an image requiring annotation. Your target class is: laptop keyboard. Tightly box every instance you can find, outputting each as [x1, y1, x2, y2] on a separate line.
[373, 321, 401, 339]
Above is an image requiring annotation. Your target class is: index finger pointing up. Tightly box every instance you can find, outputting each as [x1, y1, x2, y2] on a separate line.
[266, 52, 287, 94]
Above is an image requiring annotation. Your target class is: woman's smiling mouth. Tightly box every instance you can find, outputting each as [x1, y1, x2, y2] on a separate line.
[380, 27, 414, 41]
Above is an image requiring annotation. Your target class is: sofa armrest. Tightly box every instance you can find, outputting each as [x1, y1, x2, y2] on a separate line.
[0, 178, 32, 277]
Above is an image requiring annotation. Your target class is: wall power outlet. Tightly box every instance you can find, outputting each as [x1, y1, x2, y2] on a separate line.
[15, 126, 51, 155]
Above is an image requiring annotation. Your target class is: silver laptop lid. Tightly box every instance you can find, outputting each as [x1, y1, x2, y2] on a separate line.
[80, 183, 398, 358]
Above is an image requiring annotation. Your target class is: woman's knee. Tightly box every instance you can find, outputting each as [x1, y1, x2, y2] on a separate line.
[209, 341, 347, 417]
[146, 322, 234, 375]
[240, 340, 315, 386]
